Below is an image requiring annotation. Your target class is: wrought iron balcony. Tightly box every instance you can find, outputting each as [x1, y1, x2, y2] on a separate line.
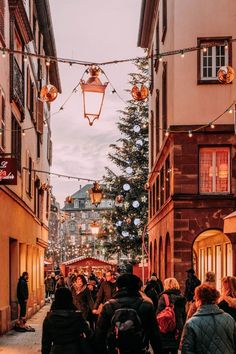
[11, 57, 24, 112]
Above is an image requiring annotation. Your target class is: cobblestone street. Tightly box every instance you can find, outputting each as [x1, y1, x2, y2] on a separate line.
[0, 305, 50, 354]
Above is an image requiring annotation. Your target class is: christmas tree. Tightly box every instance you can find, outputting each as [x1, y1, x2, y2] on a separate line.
[103, 58, 149, 262]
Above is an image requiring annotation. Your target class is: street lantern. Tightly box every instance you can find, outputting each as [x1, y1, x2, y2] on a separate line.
[80, 66, 108, 126]
[89, 182, 103, 207]
[90, 221, 100, 235]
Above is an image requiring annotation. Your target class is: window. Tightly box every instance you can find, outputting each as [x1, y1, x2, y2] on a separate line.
[162, 0, 167, 43]
[198, 38, 231, 83]
[199, 147, 230, 193]
[156, 175, 160, 211]
[150, 48, 154, 93]
[162, 62, 167, 139]
[155, 90, 160, 155]
[11, 115, 21, 171]
[160, 167, 165, 206]
[25, 151, 32, 197]
[155, 18, 160, 70]
[165, 156, 171, 200]
[0, 90, 6, 150]
[150, 111, 154, 167]
[0, 0, 5, 44]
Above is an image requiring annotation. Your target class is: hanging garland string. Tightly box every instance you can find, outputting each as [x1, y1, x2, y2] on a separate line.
[1, 39, 235, 66]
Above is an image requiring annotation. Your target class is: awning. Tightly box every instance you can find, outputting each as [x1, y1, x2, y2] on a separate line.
[224, 211, 236, 234]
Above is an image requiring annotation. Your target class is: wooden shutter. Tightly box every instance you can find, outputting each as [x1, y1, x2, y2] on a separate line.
[36, 99, 43, 134]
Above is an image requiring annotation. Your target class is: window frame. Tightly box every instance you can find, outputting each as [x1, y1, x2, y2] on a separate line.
[197, 37, 232, 84]
[199, 146, 230, 194]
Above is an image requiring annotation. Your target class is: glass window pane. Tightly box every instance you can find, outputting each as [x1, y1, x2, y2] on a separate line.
[216, 150, 229, 192]
[199, 151, 213, 192]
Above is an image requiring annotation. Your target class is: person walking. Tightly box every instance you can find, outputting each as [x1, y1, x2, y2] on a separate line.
[55, 276, 66, 290]
[157, 277, 186, 354]
[71, 274, 94, 321]
[184, 269, 201, 312]
[95, 273, 162, 354]
[144, 274, 163, 311]
[218, 276, 236, 321]
[42, 287, 93, 354]
[93, 270, 116, 315]
[15, 271, 35, 332]
[181, 284, 236, 354]
[44, 274, 54, 302]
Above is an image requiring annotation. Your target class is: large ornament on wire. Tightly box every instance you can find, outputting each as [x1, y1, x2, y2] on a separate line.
[40, 84, 58, 102]
[217, 66, 235, 84]
[131, 84, 148, 101]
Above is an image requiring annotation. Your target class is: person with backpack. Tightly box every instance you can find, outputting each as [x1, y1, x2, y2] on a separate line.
[144, 275, 163, 311]
[95, 273, 162, 354]
[156, 277, 186, 354]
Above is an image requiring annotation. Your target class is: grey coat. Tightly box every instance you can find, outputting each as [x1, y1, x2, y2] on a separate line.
[181, 304, 236, 354]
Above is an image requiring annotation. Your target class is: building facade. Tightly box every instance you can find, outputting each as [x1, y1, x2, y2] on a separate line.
[0, 0, 61, 333]
[60, 184, 114, 262]
[138, 0, 236, 289]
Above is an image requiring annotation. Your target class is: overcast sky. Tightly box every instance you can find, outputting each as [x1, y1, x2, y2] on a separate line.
[49, 0, 144, 206]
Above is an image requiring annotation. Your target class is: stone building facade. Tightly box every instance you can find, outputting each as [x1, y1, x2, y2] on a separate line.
[138, 0, 236, 289]
[0, 0, 61, 333]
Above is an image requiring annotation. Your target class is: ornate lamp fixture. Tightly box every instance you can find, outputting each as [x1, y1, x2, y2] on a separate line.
[90, 221, 100, 235]
[80, 66, 108, 126]
[89, 182, 103, 207]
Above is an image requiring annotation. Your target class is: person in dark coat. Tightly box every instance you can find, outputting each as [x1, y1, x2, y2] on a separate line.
[184, 269, 200, 312]
[15, 271, 31, 331]
[95, 273, 162, 354]
[145, 275, 163, 311]
[45, 274, 54, 301]
[181, 284, 236, 354]
[71, 274, 94, 321]
[157, 277, 186, 354]
[218, 276, 236, 321]
[42, 287, 92, 354]
[93, 270, 116, 315]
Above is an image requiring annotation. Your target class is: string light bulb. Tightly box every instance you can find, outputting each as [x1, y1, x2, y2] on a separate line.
[181, 51, 185, 58]
[228, 108, 233, 114]
[165, 128, 170, 137]
[22, 130, 26, 137]
[2, 48, 6, 58]
[46, 58, 50, 66]
[210, 123, 215, 129]
[203, 47, 207, 53]
[0, 129, 2, 136]
[188, 130, 193, 137]
[23, 55, 27, 62]
[224, 41, 228, 50]
[159, 56, 163, 62]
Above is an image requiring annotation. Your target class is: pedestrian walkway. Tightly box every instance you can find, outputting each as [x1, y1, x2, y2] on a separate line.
[0, 304, 50, 354]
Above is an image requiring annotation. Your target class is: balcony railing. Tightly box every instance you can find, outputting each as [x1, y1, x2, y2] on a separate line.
[11, 57, 24, 112]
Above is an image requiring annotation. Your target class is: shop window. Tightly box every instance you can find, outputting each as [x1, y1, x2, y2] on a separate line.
[198, 37, 231, 84]
[199, 147, 230, 193]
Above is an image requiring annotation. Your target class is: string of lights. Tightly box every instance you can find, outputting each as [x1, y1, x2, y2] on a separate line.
[0, 39, 234, 66]
[22, 167, 103, 183]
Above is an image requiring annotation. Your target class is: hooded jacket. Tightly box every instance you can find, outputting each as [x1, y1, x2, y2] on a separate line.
[42, 310, 92, 354]
[95, 288, 162, 354]
[181, 304, 236, 354]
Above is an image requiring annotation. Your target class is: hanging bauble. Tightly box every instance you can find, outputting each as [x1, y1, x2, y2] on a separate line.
[217, 66, 235, 84]
[115, 195, 124, 204]
[40, 84, 58, 102]
[126, 167, 133, 174]
[133, 125, 141, 133]
[116, 220, 122, 227]
[126, 217, 132, 224]
[136, 139, 143, 146]
[134, 218, 141, 226]
[132, 200, 140, 208]
[123, 183, 131, 191]
[131, 84, 149, 101]
[66, 196, 73, 204]
[144, 182, 150, 190]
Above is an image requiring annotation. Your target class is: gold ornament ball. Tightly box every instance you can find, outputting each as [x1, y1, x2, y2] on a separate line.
[115, 195, 124, 204]
[131, 84, 149, 101]
[217, 66, 235, 84]
[40, 84, 58, 102]
[126, 217, 132, 224]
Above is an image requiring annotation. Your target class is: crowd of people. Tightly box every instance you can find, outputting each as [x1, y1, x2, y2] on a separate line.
[15, 268, 236, 353]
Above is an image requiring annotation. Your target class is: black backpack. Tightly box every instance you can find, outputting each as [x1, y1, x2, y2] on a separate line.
[107, 298, 146, 354]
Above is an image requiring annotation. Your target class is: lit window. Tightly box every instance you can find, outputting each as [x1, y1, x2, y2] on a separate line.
[199, 147, 230, 193]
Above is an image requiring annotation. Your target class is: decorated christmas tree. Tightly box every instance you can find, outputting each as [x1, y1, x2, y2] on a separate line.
[103, 58, 149, 262]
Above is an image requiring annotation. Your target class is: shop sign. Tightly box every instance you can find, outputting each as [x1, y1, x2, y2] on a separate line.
[0, 158, 17, 185]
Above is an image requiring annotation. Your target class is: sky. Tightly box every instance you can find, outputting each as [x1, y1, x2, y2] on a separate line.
[49, 0, 144, 206]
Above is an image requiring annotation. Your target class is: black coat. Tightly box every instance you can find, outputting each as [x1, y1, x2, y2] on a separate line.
[94, 281, 116, 309]
[218, 299, 236, 321]
[17, 277, 28, 302]
[71, 286, 94, 320]
[144, 280, 163, 311]
[184, 275, 201, 301]
[157, 289, 186, 350]
[41, 310, 92, 354]
[95, 289, 162, 354]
